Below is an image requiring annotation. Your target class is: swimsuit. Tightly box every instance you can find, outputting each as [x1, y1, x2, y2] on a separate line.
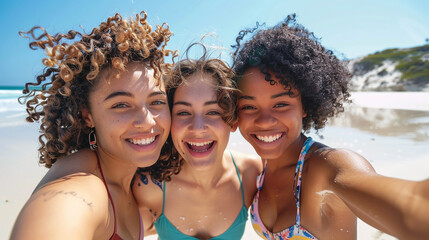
[154, 153, 248, 239]
[97, 156, 144, 240]
[250, 137, 318, 240]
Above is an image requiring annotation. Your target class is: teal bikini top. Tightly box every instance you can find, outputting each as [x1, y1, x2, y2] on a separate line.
[154, 153, 248, 240]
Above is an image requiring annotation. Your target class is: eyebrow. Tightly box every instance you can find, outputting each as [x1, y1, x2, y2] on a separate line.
[238, 95, 254, 100]
[149, 91, 167, 97]
[104, 91, 166, 101]
[271, 92, 293, 99]
[239, 92, 291, 100]
[104, 91, 133, 101]
[173, 100, 218, 107]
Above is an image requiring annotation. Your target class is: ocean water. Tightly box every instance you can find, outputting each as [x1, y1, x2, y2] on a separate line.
[0, 87, 29, 127]
[1, 86, 429, 240]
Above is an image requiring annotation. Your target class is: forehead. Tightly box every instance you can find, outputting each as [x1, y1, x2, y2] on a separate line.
[239, 67, 299, 96]
[95, 63, 164, 93]
[174, 73, 217, 99]
[239, 67, 279, 91]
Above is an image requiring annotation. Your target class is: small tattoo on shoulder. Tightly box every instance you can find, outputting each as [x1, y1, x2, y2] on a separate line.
[140, 174, 149, 185]
[41, 190, 94, 210]
[152, 178, 162, 190]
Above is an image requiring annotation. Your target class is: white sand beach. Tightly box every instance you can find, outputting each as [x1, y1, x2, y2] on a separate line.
[1, 91, 429, 240]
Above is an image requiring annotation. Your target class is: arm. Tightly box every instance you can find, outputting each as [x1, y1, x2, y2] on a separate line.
[324, 148, 429, 240]
[10, 174, 108, 240]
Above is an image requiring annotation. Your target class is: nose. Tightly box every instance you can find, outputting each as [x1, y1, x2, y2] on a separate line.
[254, 109, 277, 128]
[188, 114, 207, 132]
[133, 107, 156, 129]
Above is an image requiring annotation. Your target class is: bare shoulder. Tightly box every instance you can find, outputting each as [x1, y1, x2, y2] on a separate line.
[132, 171, 164, 236]
[34, 149, 98, 192]
[308, 142, 377, 186]
[313, 143, 375, 172]
[228, 149, 263, 174]
[132, 170, 163, 210]
[227, 150, 263, 207]
[11, 170, 109, 239]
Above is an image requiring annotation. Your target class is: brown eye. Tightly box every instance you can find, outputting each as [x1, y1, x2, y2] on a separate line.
[207, 111, 221, 116]
[151, 100, 166, 105]
[240, 105, 255, 110]
[274, 103, 289, 108]
[112, 103, 129, 109]
[176, 111, 191, 116]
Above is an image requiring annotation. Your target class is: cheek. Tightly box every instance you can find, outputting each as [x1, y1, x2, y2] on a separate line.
[215, 122, 232, 140]
[171, 119, 186, 141]
[158, 110, 172, 130]
[170, 125, 186, 154]
[237, 115, 250, 129]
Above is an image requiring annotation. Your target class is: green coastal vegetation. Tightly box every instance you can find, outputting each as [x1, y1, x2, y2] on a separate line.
[353, 44, 429, 87]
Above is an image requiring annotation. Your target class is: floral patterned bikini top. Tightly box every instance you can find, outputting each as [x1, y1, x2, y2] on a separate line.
[250, 137, 318, 240]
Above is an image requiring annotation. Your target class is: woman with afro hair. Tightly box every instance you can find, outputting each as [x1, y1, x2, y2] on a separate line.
[11, 11, 180, 239]
[232, 14, 429, 240]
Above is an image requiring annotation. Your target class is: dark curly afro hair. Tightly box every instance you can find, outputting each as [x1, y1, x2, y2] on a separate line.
[232, 14, 351, 132]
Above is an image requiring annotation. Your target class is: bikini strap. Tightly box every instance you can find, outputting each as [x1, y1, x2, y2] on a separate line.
[161, 181, 166, 214]
[229, 151, 246, 206]
[293, 137, 314, 226]
[257, 161, 268, 191]
[96, 153, 118, 236]
[139, 212, 144, 240]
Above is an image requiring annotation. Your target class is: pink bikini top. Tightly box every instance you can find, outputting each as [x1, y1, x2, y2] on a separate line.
[250, 137, 318, 240]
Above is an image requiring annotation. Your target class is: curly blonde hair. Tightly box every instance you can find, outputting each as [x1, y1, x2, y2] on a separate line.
[19, 12, 179, 178]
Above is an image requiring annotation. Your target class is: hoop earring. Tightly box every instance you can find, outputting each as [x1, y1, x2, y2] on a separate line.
[89, 128, 97, 150]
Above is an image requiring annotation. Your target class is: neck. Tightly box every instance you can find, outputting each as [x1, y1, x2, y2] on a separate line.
[265, 134, 307, 171]
[178, 152, 229, 189]
[95, 148, 136, 194]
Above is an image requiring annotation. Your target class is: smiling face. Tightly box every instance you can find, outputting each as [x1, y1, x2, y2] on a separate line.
[171, 73, 232, 170]
[84, 62, 171, 167]
[237, 67, 306, 161]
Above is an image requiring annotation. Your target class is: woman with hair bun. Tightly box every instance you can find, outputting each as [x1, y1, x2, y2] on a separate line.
[11, 11, 180, 239]
[232, 14, 429, 240]
[133, 44, 263, 240]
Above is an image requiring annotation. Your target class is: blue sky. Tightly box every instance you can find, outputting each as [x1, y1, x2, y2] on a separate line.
[1, 0, 428, 86]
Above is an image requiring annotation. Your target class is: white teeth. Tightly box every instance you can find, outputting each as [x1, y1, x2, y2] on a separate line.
[187, 141, 213, 146]
[256, 133, 282, 143]
[128, 136, 156, 145]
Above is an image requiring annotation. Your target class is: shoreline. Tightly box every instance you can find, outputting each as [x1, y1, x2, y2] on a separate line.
[1, 91, 428, 239]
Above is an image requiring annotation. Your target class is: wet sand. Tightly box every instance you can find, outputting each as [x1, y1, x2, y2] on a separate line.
[2, 92, 429, 239]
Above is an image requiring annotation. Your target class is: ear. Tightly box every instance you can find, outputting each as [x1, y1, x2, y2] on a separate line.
[230, 120, 238, 132]
[81, 108, 95, 128]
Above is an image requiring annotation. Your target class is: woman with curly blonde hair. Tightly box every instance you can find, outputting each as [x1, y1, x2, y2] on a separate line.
[10, 11, 180, 240]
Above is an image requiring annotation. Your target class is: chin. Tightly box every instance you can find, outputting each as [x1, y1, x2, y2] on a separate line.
[254, 149, 282, 160]
[137, 153, 161, 168]
[185, 157, 216, 170]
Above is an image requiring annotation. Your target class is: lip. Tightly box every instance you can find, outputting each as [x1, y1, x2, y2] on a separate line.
[184, 139, 217, 158]
[250, 132, 284, 147]
[125, 134, 160, 152]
